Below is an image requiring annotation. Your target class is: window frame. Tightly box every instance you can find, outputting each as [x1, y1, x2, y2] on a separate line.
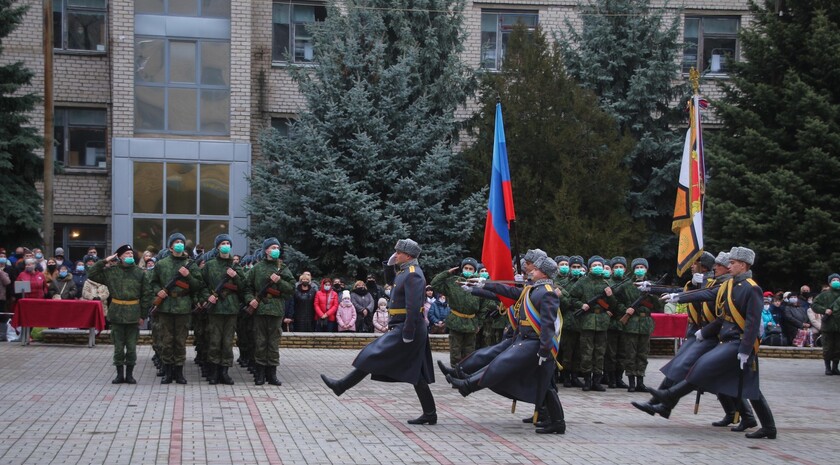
[479, 10, 539, 71]
[682, 15, 741, 76]
[53, 0, 108, 53]
[135, 0, 231, 18]
[271, 1, 328, 65]
[53, 107, 108, 170]
[134, 36, 231, 136]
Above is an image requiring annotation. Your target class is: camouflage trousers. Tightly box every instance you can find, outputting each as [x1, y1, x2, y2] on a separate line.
[605, 329, 624, 372]
[110, 323, 139, 366]
[207, 314, 238, 367]
[157, 313, 190, 366]
[560, 328, 581, 373]
[254, 314, 282, 367]
[449, 330, 476, 367]
[579, 330, 607, 375]
[620, 332, 651, 376]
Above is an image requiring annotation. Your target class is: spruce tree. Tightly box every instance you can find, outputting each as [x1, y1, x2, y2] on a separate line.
[0, 0, 43, 247]
[705, 0, 840, 289]
[248, 0, 483, 278]
[557, 0, 687, 267]
[463, 24, 641, 258]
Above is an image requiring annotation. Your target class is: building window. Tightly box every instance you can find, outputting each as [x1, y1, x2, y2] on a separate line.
[135, 38, 231, 135]
[480, 11, 538, 70]
[54, 108, 107, 169]
[135, 0, 231, 18]
[53, 224, 107, 261]
[683, 16, 740, 74]
[132, 161, 230, 252]
[53, 0, 107, 52]
[270, 117, 295, 138]
[272, 2, 327, 63]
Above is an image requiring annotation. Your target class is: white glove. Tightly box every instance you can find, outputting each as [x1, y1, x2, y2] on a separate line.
[692, 273, 704, 285]
[738, 352, 750, 369]
[461, 284, 472, 291]
[514, 273, 525, 283]
[694, 329, 703, 341]
[636, 281, 651, 292]
[663, 293, 679, 303]
[387, 253, 398, 266]
[403, 337, 413, 343]
[538, 355, 547, 365]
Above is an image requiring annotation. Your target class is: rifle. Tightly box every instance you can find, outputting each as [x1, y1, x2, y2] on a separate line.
[195, 268, 236, 314]
[148, 262, 193, 317]
[240, 265, 283, 316]
[620, 274, 668, 325]
[573, 277, 631, 317]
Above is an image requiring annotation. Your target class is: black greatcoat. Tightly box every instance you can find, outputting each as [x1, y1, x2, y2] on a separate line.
[353, 260, 434, 385]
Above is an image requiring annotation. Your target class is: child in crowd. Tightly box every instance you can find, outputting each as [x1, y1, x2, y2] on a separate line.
[336, 290, 357, 332]
[373, 298, 389, 334]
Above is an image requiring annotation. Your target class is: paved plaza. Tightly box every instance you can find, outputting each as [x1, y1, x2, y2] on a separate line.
[0, 343, 837, 465]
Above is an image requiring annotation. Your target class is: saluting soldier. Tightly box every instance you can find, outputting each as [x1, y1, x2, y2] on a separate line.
[146, 233, 208, 384]
[431, 257, 484, 368]
[88, 244, 147, 384]
[321, 239, 437, 425]
[201, 234, 246, 385]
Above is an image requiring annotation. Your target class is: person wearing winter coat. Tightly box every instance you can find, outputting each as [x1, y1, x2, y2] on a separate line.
[337, 290, 357, 332]
[314, 278, 338, 332]
[373, 298, 389, 333]
[47, 264, 77, 300]
[351, 280, 374, 332]
[82, 256, 110, 318]
[427, 294, 450, 334]
[71, 261, 87, 298]
[16, 259, 48, 299]
[292, 275, 317, 332]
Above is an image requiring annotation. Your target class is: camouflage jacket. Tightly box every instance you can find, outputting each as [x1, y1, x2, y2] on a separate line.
[88, 260, 147, 324]
[244, 258, 295, 317]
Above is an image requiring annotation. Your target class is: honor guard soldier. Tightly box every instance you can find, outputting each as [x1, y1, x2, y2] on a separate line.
[244, 238, 296, 386]
[146, 233, 208, 384]
[88, 244, 147, 384]
[201, 234, 246, 385]
[321, 239, 437, 425]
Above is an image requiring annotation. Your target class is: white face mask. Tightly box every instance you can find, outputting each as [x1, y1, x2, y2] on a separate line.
[379, 305, 387, 311]
[438, 297, 446, 303]
[789, 297, 798, 305]
[323, 285, 331, 291]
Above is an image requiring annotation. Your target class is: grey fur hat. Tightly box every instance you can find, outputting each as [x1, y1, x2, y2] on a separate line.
[611, 256, 627, 267]
[554, 255, 569, 264]
[167, 232, 186, 247]
[698, 251, 716, 270]
[395, 238, 422, 257]
[588, 255, 606, 268]
[262, 237, 281, 251]
[631, 258, 649, 269]
[715, 252, 730, 266]
[534, 256, 559, 277]
[569, 255, 584, 266]
[214, 234, 233, 249]
[728, 247, 755, 266]
[523, 249, 547, 264]
[827, 273, 840, 284]
[461, 257, 479, 270]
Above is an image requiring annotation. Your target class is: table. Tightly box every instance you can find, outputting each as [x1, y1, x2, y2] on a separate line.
[651, 313, 688, 352]
[11, 299, 105, 347]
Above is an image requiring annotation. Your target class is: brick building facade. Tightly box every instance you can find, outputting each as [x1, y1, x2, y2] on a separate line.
[2, 0, 750, 260]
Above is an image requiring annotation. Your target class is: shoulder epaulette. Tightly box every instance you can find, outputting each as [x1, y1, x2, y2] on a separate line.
[746, 278, 758, 287]
[409, 265, 416, 273]
[545, 284, 553, 292]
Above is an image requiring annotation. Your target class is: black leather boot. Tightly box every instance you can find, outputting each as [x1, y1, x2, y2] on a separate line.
[832, 360, 840, 375]
[649, 380, 695, 409]
[220, 366, 234, 385]
[562, 371, 573, 388]
[112, 366, 125, 384]
[255, 365, 266, 386]
[437, 360, 457, 378]
[627, 375, 636, 392]
[447, 374, 480, 397]
[267, 366, 282, 386]
[536, 390, 565, 434]
[614, 370, 629, 389]
[408, 383, 437, 425]
[825, 359, 833, 375]
[161, 364, 173, 384]
[631, 400, 672, 419]
[582, 373, 592, 391]
[208, 364, 219, 385]
[124, 365, 137, 384]
[590, 373, 605, 392]
[745, 393, 776, 439]
[174, 365, 187, 384]
[156, 363, 166, 377]
[523, 408, 547, 424]
[731, 399, 757, 432]
[635, 376, 648, 392]
[570, 372, 585, 388]
[599, 372, 609, 385]
[320, 369, 367, 396]
[607, 371, 616, 388]
[713, 395, 736, 426]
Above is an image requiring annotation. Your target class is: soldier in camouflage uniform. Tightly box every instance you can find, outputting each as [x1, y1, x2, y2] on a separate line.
[616, 258, 662, 392]
[146, 233, 208, 384]
[201, 234, 246, 385]
[192, 253, 210, 379]
[605, 256, 630, 389]
[560, 255, 586, 388]
[236, 254, 255, 371]
[431, 257, 484, 367]
[569, 255, 616, 392]
[244, 238, 296, 386]
[88, 244, 147, 384]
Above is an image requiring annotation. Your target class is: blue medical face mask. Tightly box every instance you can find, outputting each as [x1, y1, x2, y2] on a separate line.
[590, 265, 604, 276]
[634, 268, 646, 277]
[270, 249, 280, 259]
[559, 265, 569, 275]
[219, 244, 231, 255]
[173, 243, 185, 254]
[123, 257, 135, 265]
[832, 281, 840, 290]
[59, 271, 68, 278]
[613, 268, 625, 278]
[462, 270, 474, 278]
[76, 265, 85, 272]
[479, 271, 490, 279]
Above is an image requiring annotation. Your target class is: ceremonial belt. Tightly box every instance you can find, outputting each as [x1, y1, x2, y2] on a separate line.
[638, 312, 649, 318]
[112, 298, 140, 305]
[718, 278, 760, 355]
[450, 309, 475, 319]
[509, 286, 531, 331]
[592, 308, 602, 314]
[521, 284, 563, 371]
[388, 308, 425, 316]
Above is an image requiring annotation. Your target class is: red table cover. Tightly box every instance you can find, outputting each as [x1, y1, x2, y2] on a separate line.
[651, 313, 688, 338]
[11, 299, 106, 331]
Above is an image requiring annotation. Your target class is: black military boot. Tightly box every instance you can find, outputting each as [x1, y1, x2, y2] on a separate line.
[320, 369, 367, 396]
[408, 383, 437, 425]
[590, 373, 605, 392]
[713, 395, 736, 427]
[447, 373, 480, 397]
[437, 360, 457, 378]
[832, 360, 840, 375]
[627, 375, 636, 392]
[152, 353, 161, 368]
[156, 362, 166, 377]
[247, 359, 255, 374]
[731, 399, 757, 432]
[635, 376, 648, 392]
[219, 366, 235, 385]
[631, 400, 672, 419]
[523, 407, 547, 424]
[570, 372, 585, 388]
[112, 366, 125, 384]
[124, 365, 137, 385]
[536, 391, 565, 434]
[161, 365, 173, 384]
[648, 380, 695, 409]
[745, 394, 776, 439]
[607, 371, 616, 388]
[582, 373, 592, 392]
[614, 370, 629, 389]
[599, 373, 609, 385]
[254, 365, 266, 385]
[267, 366, 282, 386]
[562, 371, 573, 388]
[208, 364, 219, 385]
[174, 365, 187, 384]
[825, 359, 833, 375]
